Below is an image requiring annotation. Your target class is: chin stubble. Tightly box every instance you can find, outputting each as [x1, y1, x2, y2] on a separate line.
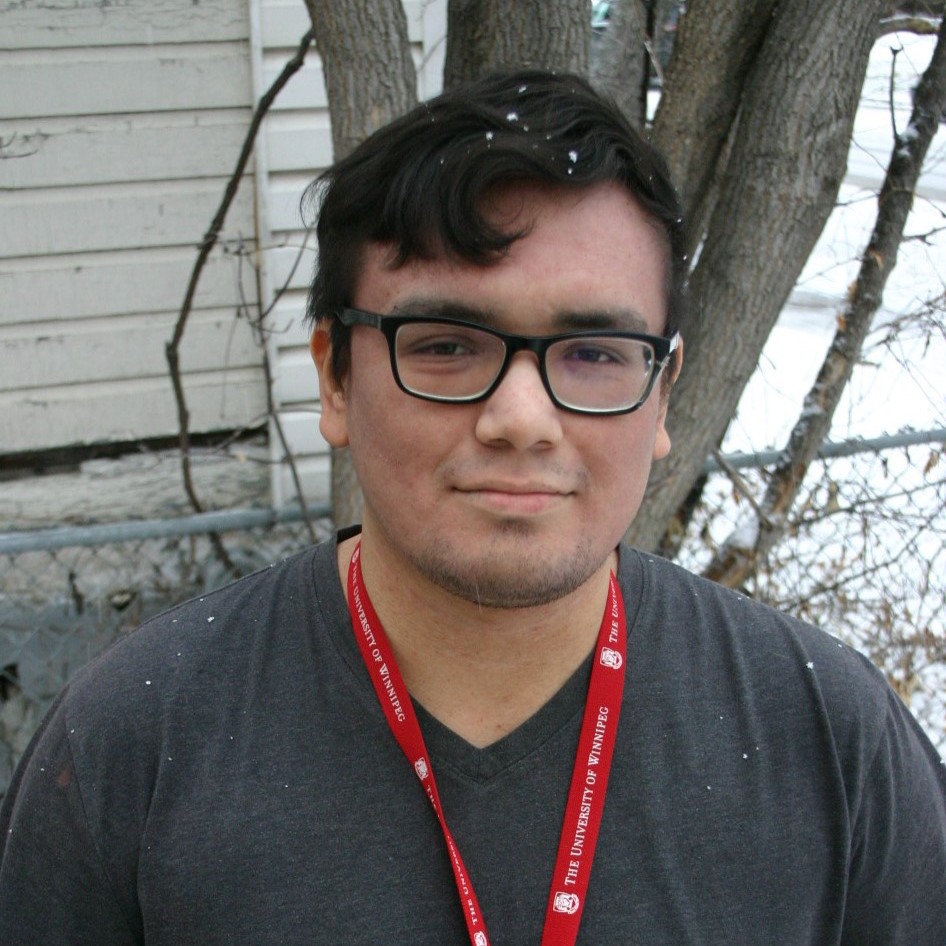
[409, 534, 603, 610]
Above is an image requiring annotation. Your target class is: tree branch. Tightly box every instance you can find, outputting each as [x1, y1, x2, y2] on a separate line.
[878, 15, 942, 39]
[702, 14, 946, 588]
[235, 239, 319, 545]
[164, 28, 315, 571]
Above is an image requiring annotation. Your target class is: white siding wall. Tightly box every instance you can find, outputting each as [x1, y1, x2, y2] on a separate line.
[0, 0, 266, 455]
[252, 0, 447, 507]
[0, 0, 448, 515]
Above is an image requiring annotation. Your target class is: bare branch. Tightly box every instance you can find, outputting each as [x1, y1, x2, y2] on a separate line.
[710, 449, 779, 529]
[164, 28, 315, 572]
[234, 243, 318, 545]
[878, 15, 942, 39]
[702, 13, 946, 589]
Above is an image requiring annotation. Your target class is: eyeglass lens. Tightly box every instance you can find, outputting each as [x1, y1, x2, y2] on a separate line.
[393, 322, 656, 411]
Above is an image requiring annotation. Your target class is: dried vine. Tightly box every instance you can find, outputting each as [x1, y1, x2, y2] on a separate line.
[165, 28, 316, 572]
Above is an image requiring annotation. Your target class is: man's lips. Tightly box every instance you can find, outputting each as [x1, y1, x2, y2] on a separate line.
[454, 481, 572, 514]
[457, 480, 571, 495]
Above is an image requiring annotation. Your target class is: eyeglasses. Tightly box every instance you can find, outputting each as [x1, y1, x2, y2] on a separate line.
[335, 307, 679, 416]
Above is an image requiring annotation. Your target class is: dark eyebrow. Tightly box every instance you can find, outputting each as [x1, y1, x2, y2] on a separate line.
[550, 310, 652, 334]
[391, 299, 495, 323]
[390, 298, 652, 335]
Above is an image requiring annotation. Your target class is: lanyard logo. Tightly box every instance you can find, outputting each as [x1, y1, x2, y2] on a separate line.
[552, 892, 581, 915]
[599, 647, 623, 670]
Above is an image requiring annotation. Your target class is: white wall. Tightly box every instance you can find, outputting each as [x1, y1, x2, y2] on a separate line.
[0, 0, 448, 511]
[0, 0, 266, 455]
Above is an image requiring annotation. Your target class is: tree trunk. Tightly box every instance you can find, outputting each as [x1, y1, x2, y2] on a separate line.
[303, 0, 418, 528]
[590, 0, 649, 128]
[627, 0, 889, 553]
[444, 0, 589, 88]
[652, 0, 779, 253]
[303, 0, 417, 159]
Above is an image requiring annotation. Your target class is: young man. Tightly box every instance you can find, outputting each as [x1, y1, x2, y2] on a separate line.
[1, 71, 944, 945]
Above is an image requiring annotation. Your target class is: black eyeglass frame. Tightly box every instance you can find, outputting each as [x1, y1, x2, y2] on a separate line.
[335, 306, 680, 416]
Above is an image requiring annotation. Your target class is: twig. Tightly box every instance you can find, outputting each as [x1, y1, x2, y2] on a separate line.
[878, 16, 943, 39]
[710, 449, 779, 530]
[164, 28, 316, 573]
[888, 44, 901, 142]
[259, 228, 313, 324]
[235, 244, 318, 544]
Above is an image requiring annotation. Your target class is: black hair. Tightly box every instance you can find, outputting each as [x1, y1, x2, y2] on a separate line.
[304, 69, 686, 383]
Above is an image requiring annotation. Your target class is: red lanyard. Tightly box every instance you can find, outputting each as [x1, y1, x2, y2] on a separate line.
[347, 542, 626, 946]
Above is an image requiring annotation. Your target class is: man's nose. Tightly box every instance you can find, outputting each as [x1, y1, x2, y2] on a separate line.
[473, 352, 565, 450]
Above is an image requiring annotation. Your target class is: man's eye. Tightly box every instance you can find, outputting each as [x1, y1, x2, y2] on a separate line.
[403, 336, 477, 357]
[568, 347, 618, 363]
[560, 343, 627, 365]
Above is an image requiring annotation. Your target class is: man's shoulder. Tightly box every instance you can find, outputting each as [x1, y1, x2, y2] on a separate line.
[619, 544, 896, 736]
[61, 539, 340, 728]
[624, 544, 869, 652]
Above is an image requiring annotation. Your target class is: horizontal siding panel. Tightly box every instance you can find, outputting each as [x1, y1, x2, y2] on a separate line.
[277, 409, 329, 459]
[1, 180, 256, 258]
[268, 245, 315, 296]
[0, 310, 263, 393]
[0, 45, 252, 120]
[1, 0, 272, 463]
[259, 0, 312, 49]
[0, 249, 253, 325]
[0, 113, 252, 189]
[274, 348, 318, 403]
[266, 175, 314, 233]
[266, 294, 310, 348]
[264, 113, 333, 173]
[261, 58, 327, 110]
[0, 0, 247, 49]
[0, 369, 267, 452]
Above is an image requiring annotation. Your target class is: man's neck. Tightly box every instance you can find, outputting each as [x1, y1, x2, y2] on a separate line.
[336, 532, 616, 748]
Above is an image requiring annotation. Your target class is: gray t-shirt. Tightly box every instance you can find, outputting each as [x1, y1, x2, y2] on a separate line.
[2, 534, 945, 944]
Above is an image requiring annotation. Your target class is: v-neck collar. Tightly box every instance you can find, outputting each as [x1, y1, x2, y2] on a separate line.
[413, 648, 594, 782]
[316, 528, 643, 784]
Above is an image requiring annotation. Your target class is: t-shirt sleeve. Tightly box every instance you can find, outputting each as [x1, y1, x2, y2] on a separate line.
[842, 685, 946, 943]
[0, 690, 140, 946]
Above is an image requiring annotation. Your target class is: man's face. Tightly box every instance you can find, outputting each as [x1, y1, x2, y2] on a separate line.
[313, 182, 677, 609]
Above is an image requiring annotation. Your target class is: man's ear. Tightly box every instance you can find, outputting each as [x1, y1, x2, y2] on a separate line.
[652, 336, 683, 461]
[310, 325, 350, 448]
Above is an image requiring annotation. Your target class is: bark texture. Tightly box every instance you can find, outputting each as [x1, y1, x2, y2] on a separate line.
[303, 0, 418, 527]
[444, 0, 589, 88]
[627, 0, 890, 553]
[304, 0, 417, 160]
[652, 0, 779, 253]
[591, 0, 649, 128]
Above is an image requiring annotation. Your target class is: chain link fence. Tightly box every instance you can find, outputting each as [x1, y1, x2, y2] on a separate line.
[2, 431, 945, 797]
[0, 506, 333, 796]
